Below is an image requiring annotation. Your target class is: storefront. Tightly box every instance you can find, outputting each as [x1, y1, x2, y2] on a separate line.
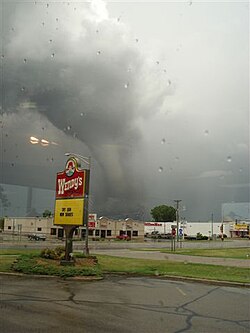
[229, 221, 249, 238]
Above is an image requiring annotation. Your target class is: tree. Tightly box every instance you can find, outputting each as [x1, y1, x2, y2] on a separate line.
[150, 205, 176, 222]
[42, 209, 52, 218]
[0, 185, 10, 215]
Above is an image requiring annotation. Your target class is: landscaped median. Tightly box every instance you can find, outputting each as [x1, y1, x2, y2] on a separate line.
[0, 247, 249, 285]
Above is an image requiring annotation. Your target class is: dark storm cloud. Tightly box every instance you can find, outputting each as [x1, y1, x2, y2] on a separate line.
[1, 1, 249, 220]
[1, 0, 170, 217]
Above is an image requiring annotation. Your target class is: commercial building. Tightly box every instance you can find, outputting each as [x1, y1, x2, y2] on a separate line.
[3, 216, 249, 240]
[144, 221, 224, 237]
[227, 220, 250, 238]
[3, 215, 144, 240]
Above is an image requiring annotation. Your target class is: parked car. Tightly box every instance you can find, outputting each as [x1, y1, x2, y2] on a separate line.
[217, 234, 228, 239]
[196, 233, 209, 240]
[28, 234, 46, 241]
[116, 235, 131, 240]
[159, 233, 172, 239]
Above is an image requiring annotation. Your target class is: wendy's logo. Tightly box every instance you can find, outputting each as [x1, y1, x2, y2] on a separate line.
[65, 159, 76, 177]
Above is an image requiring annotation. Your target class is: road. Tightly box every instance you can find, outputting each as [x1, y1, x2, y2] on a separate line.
[0, 236, 249, 251]
[1, 275, 249, 333]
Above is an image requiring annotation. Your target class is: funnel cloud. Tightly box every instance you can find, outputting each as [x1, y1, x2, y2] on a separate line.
[0, 1, 249, 220]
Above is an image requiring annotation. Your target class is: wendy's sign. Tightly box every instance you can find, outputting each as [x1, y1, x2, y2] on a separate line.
[55, 157, 86, 199]
[54, 157, 90, 226]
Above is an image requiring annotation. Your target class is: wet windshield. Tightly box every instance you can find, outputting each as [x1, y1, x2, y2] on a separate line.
[0, 0, 249, 222]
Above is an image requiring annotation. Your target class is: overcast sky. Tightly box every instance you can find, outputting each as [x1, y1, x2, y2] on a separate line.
[0, 0, 249, 220]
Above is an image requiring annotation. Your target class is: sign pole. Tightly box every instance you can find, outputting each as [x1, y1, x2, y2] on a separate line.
[83, 167, 90, 256]
[62, 225, 76, 264]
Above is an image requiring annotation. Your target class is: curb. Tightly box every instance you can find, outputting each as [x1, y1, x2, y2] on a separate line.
[1, 271, 249, 288]
[0, 271, 103, 281]
[158, 274, 250, 288]
[103, 273, 250, 288]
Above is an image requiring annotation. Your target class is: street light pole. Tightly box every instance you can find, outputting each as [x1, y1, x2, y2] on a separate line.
[211, 213, 214, 240]
[65, 152, 91, 256]
[174, 200, 182, 241]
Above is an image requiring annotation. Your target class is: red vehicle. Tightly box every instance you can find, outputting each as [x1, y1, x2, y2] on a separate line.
[116, 234, 131, 240]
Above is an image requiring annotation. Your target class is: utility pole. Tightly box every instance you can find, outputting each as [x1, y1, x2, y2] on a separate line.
[211, 213, 214, 240]
[174, 200, 182, 241]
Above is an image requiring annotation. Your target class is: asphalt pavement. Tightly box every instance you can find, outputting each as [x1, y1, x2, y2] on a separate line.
[1, 275, 249, 333]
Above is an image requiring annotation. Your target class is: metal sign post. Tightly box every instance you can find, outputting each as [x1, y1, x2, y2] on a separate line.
[179, 228, 183, 248]
[171, 226, 176, 252]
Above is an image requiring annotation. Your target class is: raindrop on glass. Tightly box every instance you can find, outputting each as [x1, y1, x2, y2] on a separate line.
[227, 156, 232, 163]
[42, 22, 45, 26]
[56, 18, 59, 22]
[135, 38, 139, 43]
[97, 50, 101, 55]
[163, 69, 167, 73]
[167, 80, 171, 86]
[175, 157, 180, 161]
[156, 61, 160, 65]
[51, 53, 55, 58]
[21, 86, 26, 92]
[124, 82, 129, 89]
[161, 138, 166, 144]
[1, 54, 4, 59]
[11, 163, 14, 167]
[23, 58, 27, 63]
[49, 39, 53, 43]
[46, 3, 49, 8]
[188, 0, 193, 5]
[204, 130, 209, 136]
[67, 125, 71, 131]
[239, 168, 243, 173]
[158, 167, 163, 172]
[96, 30, 99, 34]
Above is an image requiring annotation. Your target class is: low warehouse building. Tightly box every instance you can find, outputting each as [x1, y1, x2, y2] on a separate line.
[3, 215, 144, 241]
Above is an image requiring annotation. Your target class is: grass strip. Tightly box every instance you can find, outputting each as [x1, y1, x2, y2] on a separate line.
[97, 255, 250, 284]
[132, 247, 250, 260]
[0, 251, 249, 283]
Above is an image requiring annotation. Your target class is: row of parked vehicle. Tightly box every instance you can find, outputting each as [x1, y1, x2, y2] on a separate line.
[145, 231, 173, 239]
[28, 234, 47, 241]
[145, 231, 228, 240]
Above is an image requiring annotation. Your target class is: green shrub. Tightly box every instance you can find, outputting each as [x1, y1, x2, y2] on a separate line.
[74, 253, 98, 263]
[11, 254, 101, 277]
[40, 246, 65, 260]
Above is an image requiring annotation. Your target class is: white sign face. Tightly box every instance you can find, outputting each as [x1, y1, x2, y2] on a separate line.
[88, 213, 97, 222]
